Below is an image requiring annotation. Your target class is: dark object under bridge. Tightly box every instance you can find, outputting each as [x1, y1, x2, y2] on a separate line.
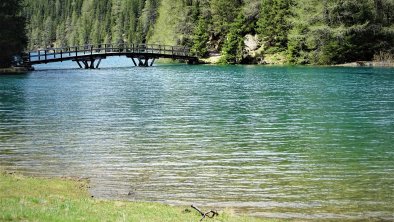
[23, 44, 199, 69]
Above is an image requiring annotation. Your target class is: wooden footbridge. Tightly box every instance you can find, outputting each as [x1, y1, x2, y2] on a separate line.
[23, 43, 198, 69]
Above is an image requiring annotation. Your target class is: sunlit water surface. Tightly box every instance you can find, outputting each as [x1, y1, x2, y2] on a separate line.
[1, 59, 393, 220]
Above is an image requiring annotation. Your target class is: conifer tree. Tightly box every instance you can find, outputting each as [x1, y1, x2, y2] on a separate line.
[191, 16, 210, 58]
[257, 0, 292, 49]
[138, 0, 159, 42]
[220, 13, 246, 64]
[210, 0, 241, 36]
[0, 0, 27, 68]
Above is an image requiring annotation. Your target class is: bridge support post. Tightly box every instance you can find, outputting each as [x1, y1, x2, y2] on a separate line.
[134, 57, 155, 67]
[96, 59, 102, 69]
[73, 57, 105, 69]
[137, 58, 149, 67]
[127, 56, 152, 67]
[131, 58, 137, 66]
[76, 60, 83, 69]
[150, 58, 156, 67]
[80, 59, 94, 69]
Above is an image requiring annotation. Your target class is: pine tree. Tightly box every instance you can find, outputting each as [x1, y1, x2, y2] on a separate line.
[90, 20, 101, 45]
[191, 16, 210, 57]
[257, 0, 292, 49]
[210, 0, 241, 36]
[0, 0, 27, 68]
[111, 0, 124, 44]
[220, 13, 246, 64]
[138, 0, 159, 43]
[55, 22, 67, 47]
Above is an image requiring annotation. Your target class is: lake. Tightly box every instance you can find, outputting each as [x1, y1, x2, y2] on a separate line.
[1, 59, 393, 220]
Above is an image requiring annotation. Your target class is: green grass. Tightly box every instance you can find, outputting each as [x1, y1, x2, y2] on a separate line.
[0, 172, 278, 222]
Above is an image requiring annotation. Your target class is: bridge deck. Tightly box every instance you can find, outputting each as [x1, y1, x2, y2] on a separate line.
[24, 44, 198, 68]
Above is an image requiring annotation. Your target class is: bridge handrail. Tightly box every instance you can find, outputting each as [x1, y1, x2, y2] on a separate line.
[26, 43, 195, 63]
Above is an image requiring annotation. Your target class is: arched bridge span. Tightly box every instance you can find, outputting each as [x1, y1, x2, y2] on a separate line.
[24, 44, 199, 69]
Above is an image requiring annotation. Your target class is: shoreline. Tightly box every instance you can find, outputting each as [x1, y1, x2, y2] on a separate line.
[200, 55, 394, 67]
[2, 60, 393, 71]
[334, 61, 394, 67]
[0, 171, 274, 222]
[2, 171, 390, 221]
[0, 66, 34, 74]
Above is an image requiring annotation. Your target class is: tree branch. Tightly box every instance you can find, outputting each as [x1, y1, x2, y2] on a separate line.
[191, 205, 219, 222]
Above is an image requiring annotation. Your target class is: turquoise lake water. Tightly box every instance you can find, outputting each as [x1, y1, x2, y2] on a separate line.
[1, 60, 393, 220]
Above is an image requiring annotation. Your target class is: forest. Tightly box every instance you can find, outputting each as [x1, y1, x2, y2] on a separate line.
[24, 0, 394, 65]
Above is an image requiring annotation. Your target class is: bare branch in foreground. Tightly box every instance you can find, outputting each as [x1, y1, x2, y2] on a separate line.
[191, 205, 219, 222]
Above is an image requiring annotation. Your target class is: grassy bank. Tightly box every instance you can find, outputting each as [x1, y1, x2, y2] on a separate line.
[0, 172, 276, 222]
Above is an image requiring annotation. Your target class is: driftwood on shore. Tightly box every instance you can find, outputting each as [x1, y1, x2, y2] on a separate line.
[191, 205, 219, 222]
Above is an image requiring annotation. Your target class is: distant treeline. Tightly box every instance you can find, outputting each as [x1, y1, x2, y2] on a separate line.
[24, 0, 394, 65]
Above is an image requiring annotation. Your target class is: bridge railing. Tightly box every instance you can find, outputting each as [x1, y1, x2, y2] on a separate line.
[25, 44, 196, 63]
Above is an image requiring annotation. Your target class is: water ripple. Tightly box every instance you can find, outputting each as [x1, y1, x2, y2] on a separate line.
[1, 65, 393, 220]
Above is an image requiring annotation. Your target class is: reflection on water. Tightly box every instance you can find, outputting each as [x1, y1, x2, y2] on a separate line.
[1, 64, 393, 220]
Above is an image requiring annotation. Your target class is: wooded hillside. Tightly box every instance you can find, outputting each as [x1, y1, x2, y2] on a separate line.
[24, 0, 394, 65]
